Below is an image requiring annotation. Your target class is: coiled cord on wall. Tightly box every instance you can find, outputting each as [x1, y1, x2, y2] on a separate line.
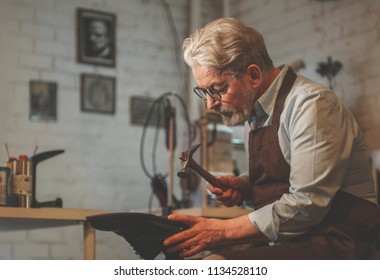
[139, 91, 194, 212]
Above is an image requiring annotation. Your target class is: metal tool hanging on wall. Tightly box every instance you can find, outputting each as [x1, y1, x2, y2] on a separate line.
[139, 91, 194, 214]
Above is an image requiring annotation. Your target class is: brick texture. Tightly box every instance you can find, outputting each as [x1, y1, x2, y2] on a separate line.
[0, 0, 188, 260]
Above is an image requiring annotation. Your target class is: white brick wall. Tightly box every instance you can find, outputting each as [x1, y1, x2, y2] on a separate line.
[0, 0, 188, 259]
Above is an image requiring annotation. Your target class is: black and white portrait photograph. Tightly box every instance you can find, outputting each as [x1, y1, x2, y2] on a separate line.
[81, 74, 115, 114]
[77, 8, 116, 67]
[29, 81, 57, 122]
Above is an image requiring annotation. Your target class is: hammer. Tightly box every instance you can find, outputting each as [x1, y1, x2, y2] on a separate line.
[177, 144, 226, 191]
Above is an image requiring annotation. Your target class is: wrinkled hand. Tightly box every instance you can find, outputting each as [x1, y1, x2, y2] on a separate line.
[163, 214, 226, 258]
[207, 175, 250, 207]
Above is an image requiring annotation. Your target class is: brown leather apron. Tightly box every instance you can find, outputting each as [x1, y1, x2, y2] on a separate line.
[241, 67, 380, 259]
[248, 68, 295, 209]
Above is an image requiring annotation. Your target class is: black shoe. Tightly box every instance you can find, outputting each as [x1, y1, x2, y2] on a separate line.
[86, 212, 188, 260]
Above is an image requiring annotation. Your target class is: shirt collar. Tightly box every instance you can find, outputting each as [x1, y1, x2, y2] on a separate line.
[248, 65, 289, 129]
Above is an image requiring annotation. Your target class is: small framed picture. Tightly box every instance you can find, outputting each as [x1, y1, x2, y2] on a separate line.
[130, 96, 165, 127]
[29, 81, 57, 122]
[77, 8, 116, 67]
[80, 74, 116, 114]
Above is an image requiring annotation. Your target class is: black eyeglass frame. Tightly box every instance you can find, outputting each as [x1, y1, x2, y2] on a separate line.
[193, 81, 229, 102]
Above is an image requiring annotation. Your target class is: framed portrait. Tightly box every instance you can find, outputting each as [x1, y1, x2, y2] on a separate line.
[77, 8, 116, 67]
[29, 81, 57, 122]
[81, 74, 115, 114]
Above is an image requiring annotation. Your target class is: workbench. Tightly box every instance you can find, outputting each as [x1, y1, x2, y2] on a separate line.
[0, 207, 108, 259]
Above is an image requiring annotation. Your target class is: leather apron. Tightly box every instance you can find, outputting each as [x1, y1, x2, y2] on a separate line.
[248, 67, 295, 209]
[246, 67, 380, 259]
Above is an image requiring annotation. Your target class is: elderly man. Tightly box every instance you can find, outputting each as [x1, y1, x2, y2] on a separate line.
[164, 18, 380, 259]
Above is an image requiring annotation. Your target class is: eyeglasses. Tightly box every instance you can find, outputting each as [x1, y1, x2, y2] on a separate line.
[193, 81, 228, 102]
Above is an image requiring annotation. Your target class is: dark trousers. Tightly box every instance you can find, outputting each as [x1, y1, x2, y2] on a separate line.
[206, 192, 380, 260]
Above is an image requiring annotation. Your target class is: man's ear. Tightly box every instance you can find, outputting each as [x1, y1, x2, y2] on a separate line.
[246, 64, 262, 88]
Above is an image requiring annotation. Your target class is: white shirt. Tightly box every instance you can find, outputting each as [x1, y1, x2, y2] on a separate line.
[246, 65, 376, 242]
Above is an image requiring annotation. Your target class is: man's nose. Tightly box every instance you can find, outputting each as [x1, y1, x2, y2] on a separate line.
[206, 95, 221, 110]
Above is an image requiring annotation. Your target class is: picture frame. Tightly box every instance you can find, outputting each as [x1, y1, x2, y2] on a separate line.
[29, 81, 57, 122]
[77, 8, 116, 67]
[80, 74, 116, 114]
[130, 96, 165, 127]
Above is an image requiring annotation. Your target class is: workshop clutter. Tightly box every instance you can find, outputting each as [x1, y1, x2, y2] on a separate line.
[0, 144, 64, 208]
[1, 154, 32, 207]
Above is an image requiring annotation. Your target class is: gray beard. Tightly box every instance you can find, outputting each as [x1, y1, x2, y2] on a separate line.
[217, 106, 251, 127]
